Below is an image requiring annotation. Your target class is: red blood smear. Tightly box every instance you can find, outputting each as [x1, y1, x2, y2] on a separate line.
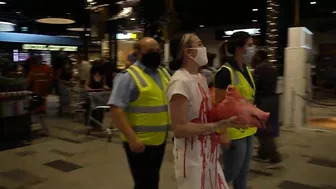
[183, 82, 212, 183]
[217, 173, 226, 189]
[209, 169, 214, 189]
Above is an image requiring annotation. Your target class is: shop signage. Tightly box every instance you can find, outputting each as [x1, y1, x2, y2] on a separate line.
[116, 33, 137, 40]
[22, 44, 78, 52]
[224, 28, 261, 36]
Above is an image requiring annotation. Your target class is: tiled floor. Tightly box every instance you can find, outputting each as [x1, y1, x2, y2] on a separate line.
[0, 96, 335, 189]
[0, 117, 335, 189]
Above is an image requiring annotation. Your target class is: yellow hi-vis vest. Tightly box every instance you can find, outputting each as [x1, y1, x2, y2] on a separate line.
[214, 63, 257, 140]
[121, 65, 171, 145]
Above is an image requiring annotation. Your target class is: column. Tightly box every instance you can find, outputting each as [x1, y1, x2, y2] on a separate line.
[266, 0, 280, 64]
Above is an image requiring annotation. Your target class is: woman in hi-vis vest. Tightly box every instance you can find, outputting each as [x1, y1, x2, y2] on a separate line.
[166, 33, 248, 189]
[214, 31, 257, 189]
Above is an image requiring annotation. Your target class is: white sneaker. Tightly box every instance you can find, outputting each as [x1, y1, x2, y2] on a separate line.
[264, 162, 284, 169]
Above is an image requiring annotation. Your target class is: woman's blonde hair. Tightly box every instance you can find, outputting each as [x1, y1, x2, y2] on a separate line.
[169, 33, 195, 70]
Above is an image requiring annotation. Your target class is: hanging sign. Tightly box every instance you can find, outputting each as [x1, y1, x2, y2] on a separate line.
[22, 44, 78, 52]
[116, 33, 137, 40]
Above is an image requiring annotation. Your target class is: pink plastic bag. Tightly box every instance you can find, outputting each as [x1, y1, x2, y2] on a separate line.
[209, 85, 270, 128]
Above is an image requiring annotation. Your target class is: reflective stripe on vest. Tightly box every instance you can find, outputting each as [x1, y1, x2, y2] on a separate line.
[123, 65, 171, 144]
[224, 63, 240, 85]
[128, 66, 148, 87]
[128, 105, 168, 113]
[132, 124, 170, 132]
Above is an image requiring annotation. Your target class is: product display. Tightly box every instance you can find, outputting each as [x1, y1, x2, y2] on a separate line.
[209, 85, 270, 128]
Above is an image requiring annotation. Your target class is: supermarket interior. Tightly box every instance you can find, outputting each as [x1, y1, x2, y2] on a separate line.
[0, 0, 335, 189]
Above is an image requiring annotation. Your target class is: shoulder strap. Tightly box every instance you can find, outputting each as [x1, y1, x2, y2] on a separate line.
[222, 63, 240, 85]
[158, 66, 171, 81]
[126, 65, 148, 88]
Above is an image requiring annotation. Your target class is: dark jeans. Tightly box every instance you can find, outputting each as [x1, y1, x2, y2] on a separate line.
[222, 136, 253, 189]
[123, 142, 166, 189]
[257, 136, 282, 163]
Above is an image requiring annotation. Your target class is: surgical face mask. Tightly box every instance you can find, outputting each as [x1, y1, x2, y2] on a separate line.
[188, 47, 208, 66]
[141, 52, 162, 69]
[244, 46, 256, 64]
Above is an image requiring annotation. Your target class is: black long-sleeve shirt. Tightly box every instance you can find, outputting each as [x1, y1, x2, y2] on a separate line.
[254, 62, 278, 96]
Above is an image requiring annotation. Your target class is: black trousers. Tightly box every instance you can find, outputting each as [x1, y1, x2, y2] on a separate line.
[257, 136, 282, 163]
[123, 142, 166, 189]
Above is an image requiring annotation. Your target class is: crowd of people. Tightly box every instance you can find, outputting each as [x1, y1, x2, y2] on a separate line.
[25, 31, 282, 189]
[108, 32, 282, 189]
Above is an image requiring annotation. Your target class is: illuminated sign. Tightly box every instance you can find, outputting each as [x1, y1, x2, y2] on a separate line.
[116, 33, 137, 40]
[22, 44, 78, 52]
[224, 28, 261, 36]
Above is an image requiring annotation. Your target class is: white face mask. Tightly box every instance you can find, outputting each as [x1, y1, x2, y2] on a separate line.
[188, 47, 208, 66]
[243, 46, 256, 64]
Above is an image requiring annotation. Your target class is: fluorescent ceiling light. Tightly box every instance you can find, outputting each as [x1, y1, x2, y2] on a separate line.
[225, 28, 261, 36]
[0, 1, 6, 5]
[0, 21, 15, 32]
[36, 18, 75, 24]
[333, 11, 336, 14]
[199, 25, 204, 28]
[310, 1, 316, 4]
[58, 35, 80, 38]
[87, 0, 93, 2]
[252, 20, 258, 22]
[130, 18, 136, 21]
[67, 27, 91, 32]
[252, 9, 258, 11]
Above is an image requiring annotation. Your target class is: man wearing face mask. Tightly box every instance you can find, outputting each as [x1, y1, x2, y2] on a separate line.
[108, 37, 171, 189]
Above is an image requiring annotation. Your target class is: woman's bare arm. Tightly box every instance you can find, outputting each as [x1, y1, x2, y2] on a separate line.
[170, 94, 218, 138]
[84, 80, 92, 91]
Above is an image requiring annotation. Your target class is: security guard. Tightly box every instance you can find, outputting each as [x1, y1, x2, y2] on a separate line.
[108, 37, 171, 189]
[214, 31, 256, 189]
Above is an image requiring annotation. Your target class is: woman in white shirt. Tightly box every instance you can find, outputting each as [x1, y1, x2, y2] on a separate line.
[166, 33, 247, 189]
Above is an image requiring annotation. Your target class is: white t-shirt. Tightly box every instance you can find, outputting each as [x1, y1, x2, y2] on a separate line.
[166, 68, 212, 122]
[166, 69, 228, 189]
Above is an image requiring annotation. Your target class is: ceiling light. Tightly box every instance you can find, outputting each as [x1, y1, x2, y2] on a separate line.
[252, 20, 258, 22]
[58, 35, 80, 38]
[333, 11, 336, 14]
[87, 0, 93, 2]
[199, 25, 204, 28]
[67, 27, 91, 32]
[16, 11, 21, 14]
[130, 18, 135, 21]
[0, 21, 15, 32]
[36, 18, 75, 24]
[252, 9, 258, 11]
[0, 1, 6, 5]
[310, 1, 316, 5]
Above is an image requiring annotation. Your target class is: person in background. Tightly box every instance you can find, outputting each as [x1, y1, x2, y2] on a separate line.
[78, 54, 91, 88]
[108, 37, 170, 189]
[167, 33, 246, 189]
[125, 43, 140, 69]
[57, 53, 73, 117]
[84, 62, 109, 129]
[102, 52, 118, 89]
[251, 49, 283, 169]
[27, 55, 52, 112]
[199, 52, 217, 87]
[214, 31, 256, 189]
